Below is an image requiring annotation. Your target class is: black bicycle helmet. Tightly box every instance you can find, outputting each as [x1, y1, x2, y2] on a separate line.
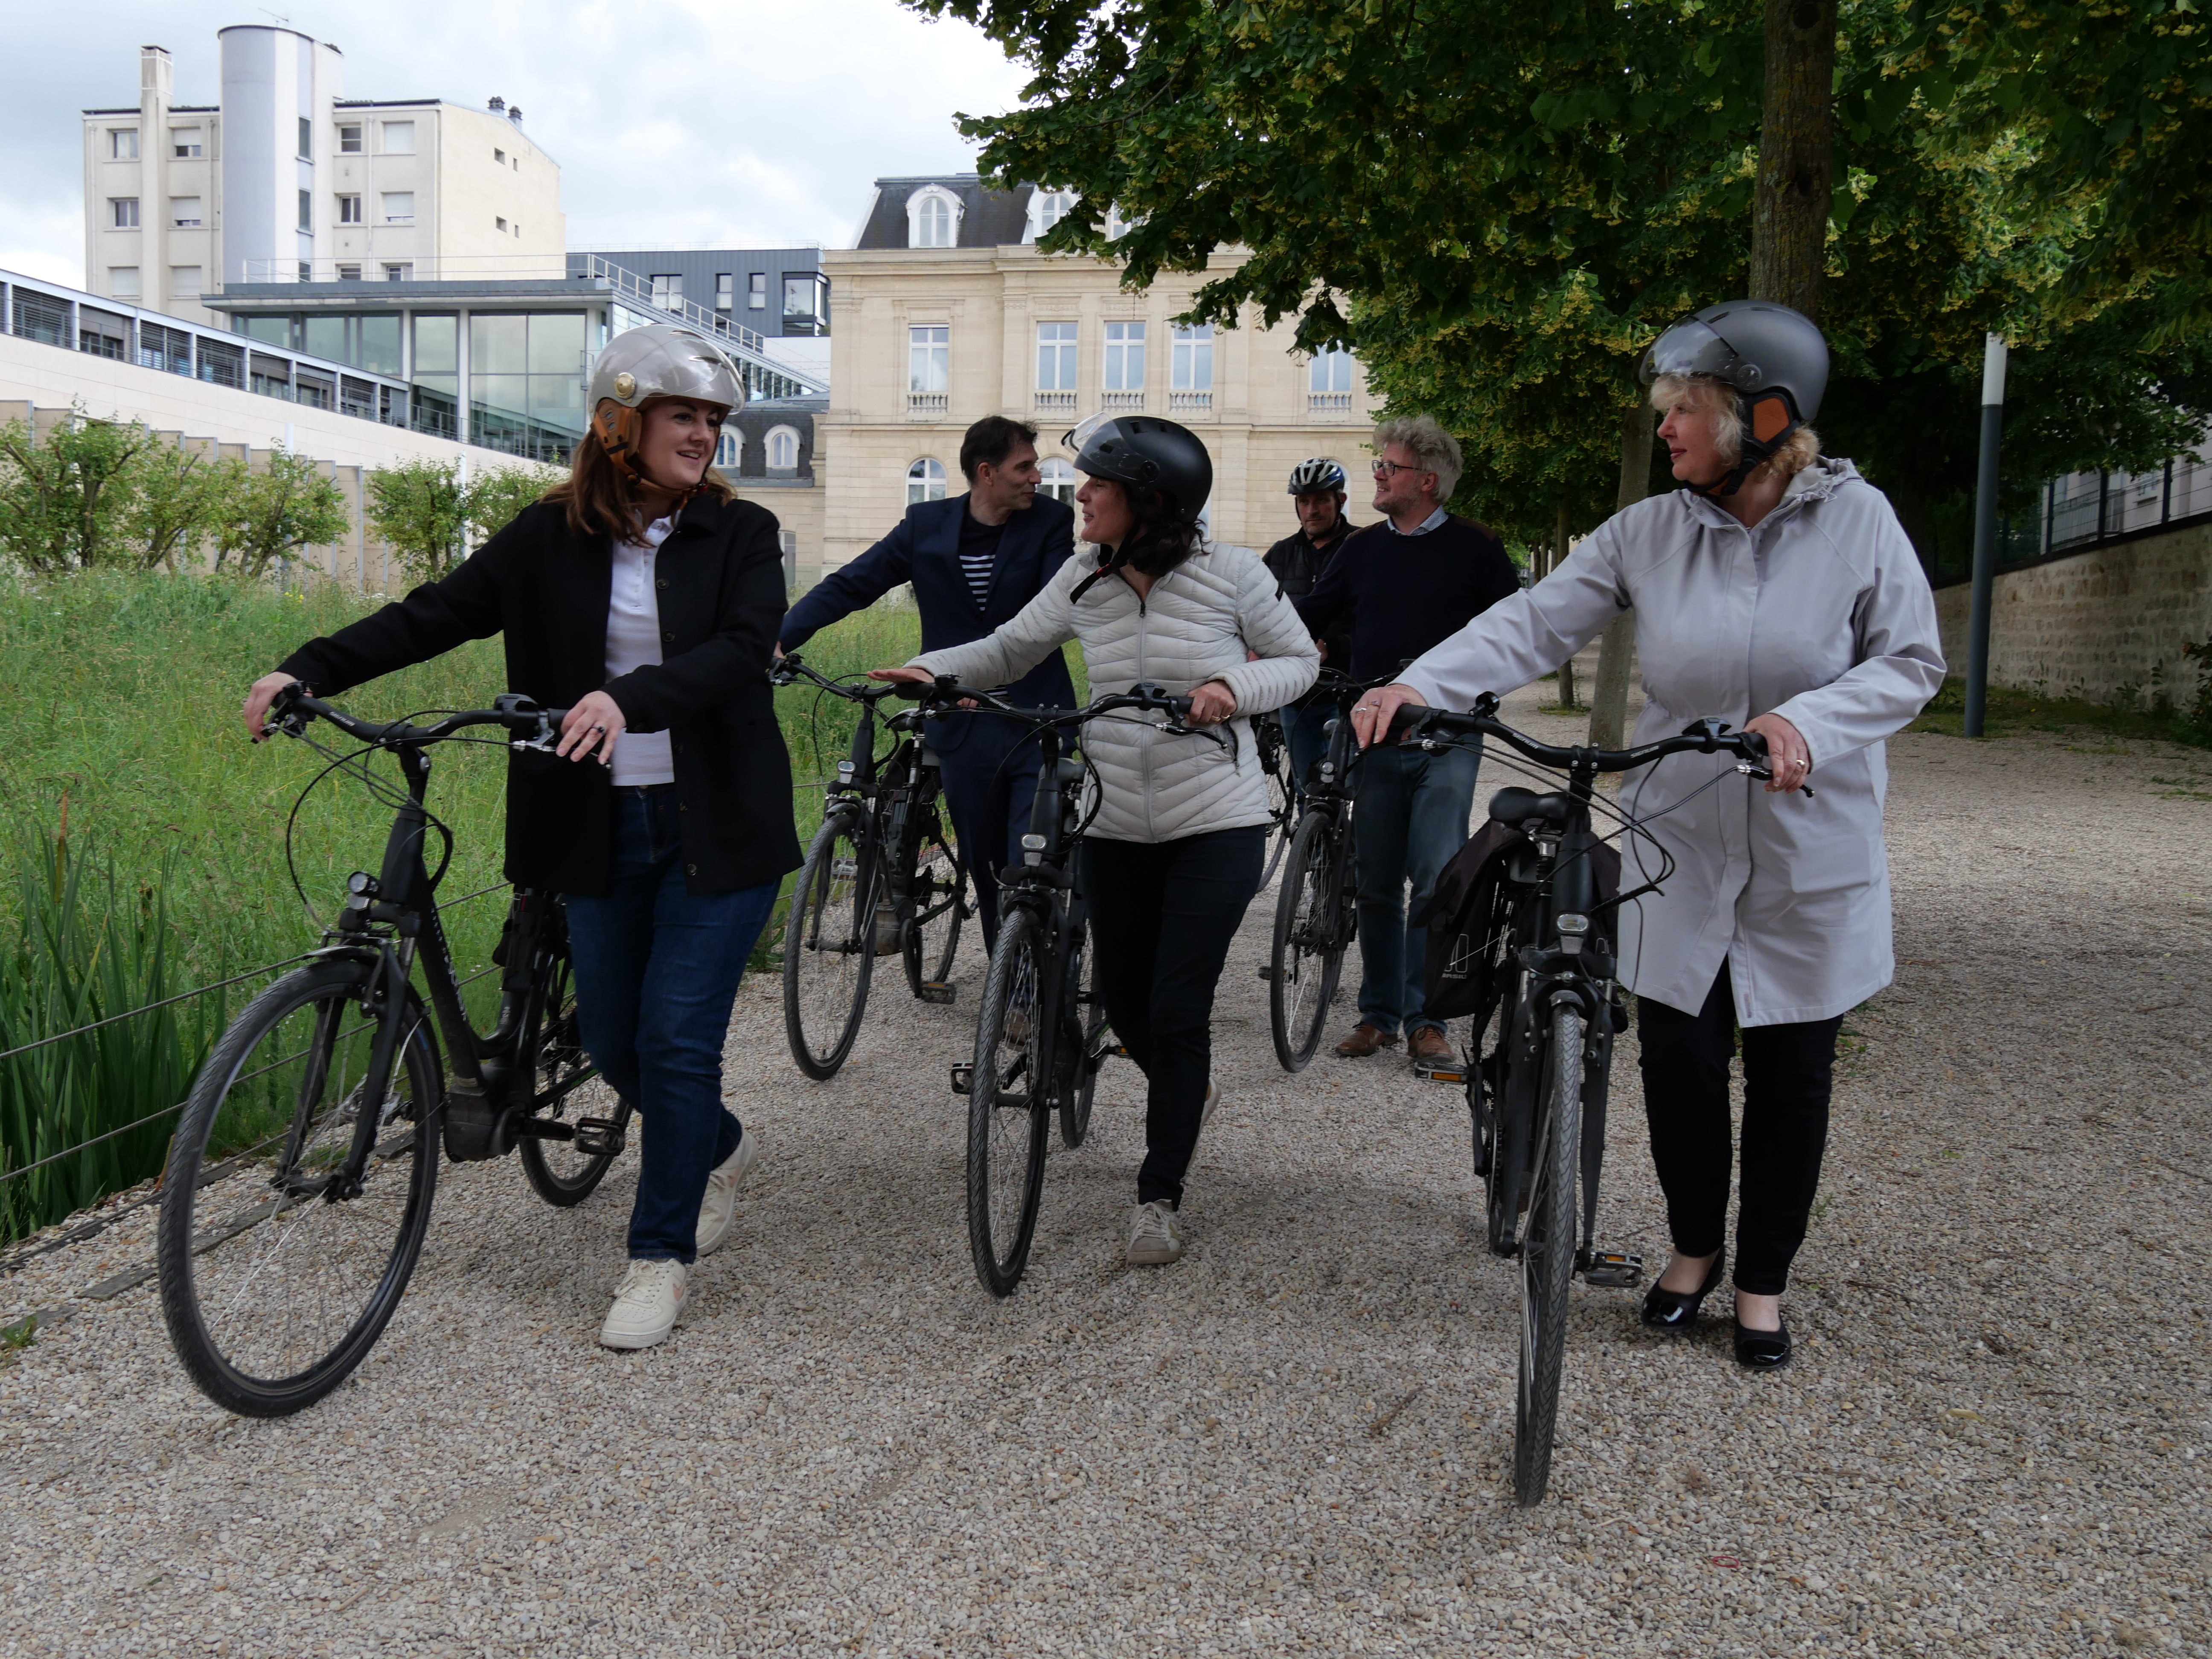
[1287, 457, 1347, 495]
[1637, 301, 1829, 496]
[1064, 412, 1214, 520]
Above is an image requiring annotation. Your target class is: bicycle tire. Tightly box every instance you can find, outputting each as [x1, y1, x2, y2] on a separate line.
[1060, 920, 1106, 1149]
[157, 959, 441, 1417]
[901, 778, 968, 999]
[1269, 812, 1347, 1072]
[783, 812, 880, 1080]
[967, 908, 1051, 1296]
[1257, 716, 1298, 888]
[1513, 1003, 1583, 1507]
[516, 940, 635, 1208]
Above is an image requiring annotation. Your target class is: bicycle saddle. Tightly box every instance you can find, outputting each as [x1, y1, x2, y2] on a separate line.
[1487, 786, 1575, 829]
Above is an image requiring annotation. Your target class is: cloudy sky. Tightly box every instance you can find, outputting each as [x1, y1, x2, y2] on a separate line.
[0, 0, 1033, 284]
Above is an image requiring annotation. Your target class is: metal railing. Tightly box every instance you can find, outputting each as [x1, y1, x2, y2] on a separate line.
[1937, 446, 2212, 582]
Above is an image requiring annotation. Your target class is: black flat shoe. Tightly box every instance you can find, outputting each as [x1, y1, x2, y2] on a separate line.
[1639, 1250, 1724, 1330]
[1732, 1315, 1793, 1370]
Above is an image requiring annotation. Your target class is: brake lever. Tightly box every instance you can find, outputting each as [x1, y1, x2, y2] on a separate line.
[1734, 762, 1814, 798]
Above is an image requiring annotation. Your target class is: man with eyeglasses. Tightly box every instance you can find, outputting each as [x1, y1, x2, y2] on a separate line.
[1295, 415, 1519, 1070]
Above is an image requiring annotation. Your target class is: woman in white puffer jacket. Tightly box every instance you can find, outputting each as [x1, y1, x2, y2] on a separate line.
[875, 415, 1318, 1266]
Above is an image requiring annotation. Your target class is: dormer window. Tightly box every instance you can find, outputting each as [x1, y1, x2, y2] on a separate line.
[906, 185, 963, 250]
[1025, 187, 1077, 243]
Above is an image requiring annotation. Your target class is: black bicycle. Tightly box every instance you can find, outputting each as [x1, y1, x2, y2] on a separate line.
[1265, 671, 1398, 1071]
[1251, 706, 1300, 887]
[940, 679, 1212, 1296]
[158, 689, 629, 1417]
[1393, 694, 1787, 1505]
[772, 652, 970, 1080]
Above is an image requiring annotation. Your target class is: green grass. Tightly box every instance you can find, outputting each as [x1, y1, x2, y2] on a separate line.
[0, 570, 958, 1241]
[1909, 678, 2212, 749]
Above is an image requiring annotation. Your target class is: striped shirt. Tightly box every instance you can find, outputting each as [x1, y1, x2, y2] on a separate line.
[958, 505, 1005, 609]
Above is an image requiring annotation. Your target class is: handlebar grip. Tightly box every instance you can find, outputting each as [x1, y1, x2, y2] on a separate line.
[1738, 728, 1770, 762]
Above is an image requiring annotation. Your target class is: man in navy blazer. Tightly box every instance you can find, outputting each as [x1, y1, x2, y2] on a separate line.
[780, 415, 1076, 951]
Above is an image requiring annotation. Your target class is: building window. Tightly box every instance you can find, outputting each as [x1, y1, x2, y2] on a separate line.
[1036, 322, 1078, 390]
[79, 309, 130, 361]
[715, 273, 733, 311]
[110, 129, 138, 160]
[338, 123, 362, 153]
[298, 260, 314, 282]
[1025, 187, 1077, 243]
[335, 263, 361, 281]
[494, 147, 506, 164]
[782, 277, 811, 318]
[140, 321, 192, 376]
[111, 198, 140, 230]
[1310, 348, 1354, 394]
[748, 272, 766, 310]
[1039, 457, 1078, 507]
[337, 194, 363, 225]
[384, 262, 413, 281]
[381, 121, 415, 154]
[1103, 321, 1145, 390]
[907, 457, 948, 505]
[650, 274, 682, 311]
[172, 127, 203, 159]
[908, 325, 949, 412]
[906, 185, 962, 249]
[108, 267, 141, 299]
[716, 430, 741, 469]
[766, 426, 800, 472]
[298, 189, 313, 232]
[171, 197, 203, 228]
[496, 216, 508, 232]
[1171, 324, 1213, 391]
[381, 192, 415, 224]
[169, 265, 204, 298]
[298, 117, 312, 159]
[1106, 206, 1139, 240]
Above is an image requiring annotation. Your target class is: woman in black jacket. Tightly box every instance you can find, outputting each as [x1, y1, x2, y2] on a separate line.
[240, 324, 802, 1350]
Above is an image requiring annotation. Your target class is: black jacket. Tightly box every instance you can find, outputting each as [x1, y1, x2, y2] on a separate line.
[1263, 518, 1357, 699]
[278, 493, 803, 898]
[1294, 516, 1520, 683]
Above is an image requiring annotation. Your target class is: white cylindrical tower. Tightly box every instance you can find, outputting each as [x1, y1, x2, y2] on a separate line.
[218, 24, 345, 284]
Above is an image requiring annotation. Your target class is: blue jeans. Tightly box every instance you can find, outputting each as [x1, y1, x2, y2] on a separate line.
[564, 787, 778, 1262]
[1353, 738, 1483, 1037]
[1285, 701, 1335, 809]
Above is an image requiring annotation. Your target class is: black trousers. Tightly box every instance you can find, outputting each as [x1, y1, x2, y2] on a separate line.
[1081, 827, 1265, 1208]
[1636, 961, 1843, 1296]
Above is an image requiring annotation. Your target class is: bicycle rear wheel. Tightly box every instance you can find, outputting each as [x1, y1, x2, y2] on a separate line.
[1514, 1003, 1583, 1506]
[967, 908, 1051, 1295]
[902, 781, 968, 998]
[783, 812, 880, 1080]
[516, 940, 635, 1207]
[157, 960, 440, 1417]
[1269, 812, 1347, 1072]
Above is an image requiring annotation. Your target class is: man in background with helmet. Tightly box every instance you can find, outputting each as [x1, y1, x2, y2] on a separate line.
[1264, 458, 1359, 793]
[1296, 415, 1519, 1072]
[780, 415, 1075, 953]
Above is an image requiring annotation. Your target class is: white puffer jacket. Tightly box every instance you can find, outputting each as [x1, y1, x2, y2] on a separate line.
[908, 543, 1319, 843]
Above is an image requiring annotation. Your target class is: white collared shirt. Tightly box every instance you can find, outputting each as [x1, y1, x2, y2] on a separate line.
[605, 515, 676, 786]
[1386, 506, 1450, 536]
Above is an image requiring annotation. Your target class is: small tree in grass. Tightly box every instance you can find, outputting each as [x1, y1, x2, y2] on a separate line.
[212, 449, 349, 579]
[465, 462, 561, 547]
[122, 444, 228, 572]
[366, 456, 560, 585]
[0, 407, 155, 572]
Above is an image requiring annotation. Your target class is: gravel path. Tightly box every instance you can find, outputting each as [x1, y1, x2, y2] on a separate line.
[2, 680, 2207, 1658]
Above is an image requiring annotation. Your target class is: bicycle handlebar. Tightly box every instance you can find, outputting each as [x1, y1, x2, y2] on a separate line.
[768, 652, 902, 703]
[914, 677, 1216, 738]
[1391, 693, 1778, 777]
[271, 685, 570, 749]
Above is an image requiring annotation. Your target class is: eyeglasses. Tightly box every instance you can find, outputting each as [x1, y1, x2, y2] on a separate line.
[1371, 459, 1426, 478]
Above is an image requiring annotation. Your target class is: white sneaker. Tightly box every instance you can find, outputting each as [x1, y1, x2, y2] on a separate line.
[1127, 1199, 1185, 1266]
[599, 1258, 687, 1350]
[695, 1129, 762, 1257]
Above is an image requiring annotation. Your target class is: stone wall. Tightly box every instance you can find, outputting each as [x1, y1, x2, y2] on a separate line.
[1932, 518, 2212, 704]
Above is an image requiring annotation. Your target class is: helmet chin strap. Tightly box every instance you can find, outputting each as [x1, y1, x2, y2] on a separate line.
[1070, 544, 1131, 604]
[1686, 394, 1788, 499]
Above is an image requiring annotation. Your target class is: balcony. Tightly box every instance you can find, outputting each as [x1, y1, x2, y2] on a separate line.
[1035, 389, 1076, 416]
[1167, 390, 1212, 415]
[906, 391, 949, 419]
[1309, 391, 1354, 415]
[1101, 389, 1145, 413]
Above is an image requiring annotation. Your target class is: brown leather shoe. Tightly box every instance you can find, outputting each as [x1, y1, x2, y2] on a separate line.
[1333, 1022, 1400, 1058]
[1407, 1027, 1457, 1068]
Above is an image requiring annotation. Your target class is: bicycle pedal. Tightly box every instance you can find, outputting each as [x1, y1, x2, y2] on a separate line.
[1413, 1062, 1468, 1084]
[1580, 1249, 1645, 1289]
[571, 1117, 628, 1158]
[949, 1062, 974, 1096]
[917, 981, 956, 1004]
[1256, 965, 1276, 982]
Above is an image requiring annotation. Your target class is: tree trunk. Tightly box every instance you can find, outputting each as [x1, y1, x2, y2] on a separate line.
[1586, 403, 1656, 747]
[1751, 0, 1838, 321]
[1553, 498, 1578, 709]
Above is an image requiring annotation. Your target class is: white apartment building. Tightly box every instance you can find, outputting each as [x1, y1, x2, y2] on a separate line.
[83, 29, 566, 327]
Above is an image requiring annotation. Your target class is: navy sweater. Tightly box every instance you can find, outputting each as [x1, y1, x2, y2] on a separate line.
[1293, 516, 1521, 683]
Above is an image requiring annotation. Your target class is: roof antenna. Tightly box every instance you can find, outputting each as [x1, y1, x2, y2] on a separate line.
[259, 9, 292, 23]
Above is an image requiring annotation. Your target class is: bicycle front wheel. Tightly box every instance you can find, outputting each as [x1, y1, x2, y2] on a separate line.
[1257, 716, 1298, 888]
[1269, 812, 1347, 1072]
[1059, 920, 1108, 1149]
[902, 782, 968, 999]
[1514, 1002, 1583, 1507]
[157, 960, 440, 1417]
[517, 939, 635, 1207]
[783, 813, 880, 1080]
[967, 908, 1051, 1295]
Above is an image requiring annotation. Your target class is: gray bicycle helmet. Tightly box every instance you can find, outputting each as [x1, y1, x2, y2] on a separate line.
[1064, 412, 1214, 519]
[587, 323, 745, 475]
[1637, 300, 1828, 495]
[1287, 457, 1348, 495]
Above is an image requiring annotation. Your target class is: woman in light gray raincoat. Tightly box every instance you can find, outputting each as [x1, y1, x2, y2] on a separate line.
[1354, 302, 1944, 1370]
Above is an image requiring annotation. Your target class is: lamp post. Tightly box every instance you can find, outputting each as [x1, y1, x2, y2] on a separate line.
[1963, 332, 2008, 738]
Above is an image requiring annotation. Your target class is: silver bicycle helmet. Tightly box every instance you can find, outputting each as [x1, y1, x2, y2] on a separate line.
[1287, 457, 1348, 495]
[587, 324, 745, 475]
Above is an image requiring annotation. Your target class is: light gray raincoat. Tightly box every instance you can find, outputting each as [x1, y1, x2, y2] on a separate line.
[1397, 459, 1944, 1025]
